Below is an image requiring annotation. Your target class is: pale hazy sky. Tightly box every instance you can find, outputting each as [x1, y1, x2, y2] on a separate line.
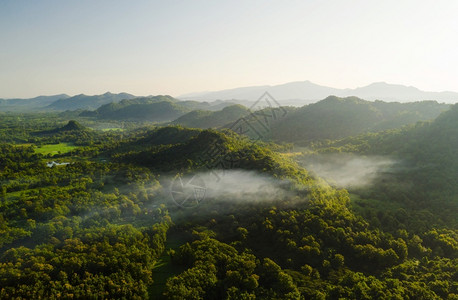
[1, 0, 457, 98]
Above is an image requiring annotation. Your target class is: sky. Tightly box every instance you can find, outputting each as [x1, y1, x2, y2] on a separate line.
[1, 0, 458, 98]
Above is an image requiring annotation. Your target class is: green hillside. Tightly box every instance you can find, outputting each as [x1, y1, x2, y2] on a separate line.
[269, 96, 449, 144]
[309, 104, 458, 227]
[81, 96, 189, 122]
[0, 111, 457, 298]
[80, 96, 244, 123]
[112, 126, 312, 183]
[0, 95, 70, 112]
[172, 104, 249, 128]
[47, 92, 136, 111]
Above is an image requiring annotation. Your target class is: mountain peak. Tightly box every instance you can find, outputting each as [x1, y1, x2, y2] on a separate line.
[368, 81, 388, 86]
[47, 92, 137, 111]
[61, 120, 85, 131]
[321, 95, 366, 104]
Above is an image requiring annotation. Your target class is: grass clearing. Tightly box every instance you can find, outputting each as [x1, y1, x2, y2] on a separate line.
[100, 127, 124, 132]
[150, 232, 187, 299]
[34, 142, 78, 155]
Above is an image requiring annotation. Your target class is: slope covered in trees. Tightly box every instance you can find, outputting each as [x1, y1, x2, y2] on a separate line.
[108, 126, 457, 298]
[80, 96, 238, 122]
[309, 104, 458, 226]
[0, 110, 457, 298]
[47, 92, 136, 111]
[0, 95, 70, 112]
[0, 139, 171, 298]
[268, 96, 449, 144]
[172, 104, 249, 129]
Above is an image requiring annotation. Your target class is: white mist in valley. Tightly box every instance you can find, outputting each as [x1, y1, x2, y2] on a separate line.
[167, 170, 294, 206]
[202, 170, 292, 200]
[296, 153, 398, 189]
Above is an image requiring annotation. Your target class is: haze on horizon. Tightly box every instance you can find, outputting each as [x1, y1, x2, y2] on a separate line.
[1, 0, 458, 99]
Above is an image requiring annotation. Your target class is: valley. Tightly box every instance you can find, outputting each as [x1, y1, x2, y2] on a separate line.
[0, 94, 457, 299]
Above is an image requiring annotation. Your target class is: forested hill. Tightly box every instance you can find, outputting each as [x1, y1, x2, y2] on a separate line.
[109, 126, 457, 298]
[0, 116, 457, 298]
[402, 104, 458, 208]
[110, 126, 311, 183]
[172, 104, 249, 129]
[56, 120, 86, 132]
[35, 120, 87, 134]
[268, 96, 449, 144]
[80, 96, 243, 122]
[312, 103, 458, 225]
[80, 96, 192, 122]
[0, 94, 70, 111]
[47, 92, 136, 111]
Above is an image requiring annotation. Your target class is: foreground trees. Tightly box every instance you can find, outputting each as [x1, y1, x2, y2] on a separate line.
[0, 118, 457, 298]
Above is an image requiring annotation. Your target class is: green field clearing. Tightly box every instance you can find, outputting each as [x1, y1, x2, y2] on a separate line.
[150, 232, 187, 298]
[100, 127, 125, 132]
[34, 143, 78, 155]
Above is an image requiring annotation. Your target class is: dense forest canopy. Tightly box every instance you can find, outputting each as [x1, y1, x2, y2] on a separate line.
[0, 97, 457, 299]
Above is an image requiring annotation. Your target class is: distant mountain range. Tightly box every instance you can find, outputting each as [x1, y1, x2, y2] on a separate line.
[172, 104, 249, 128]
[0, 92, 244, 112]
[265, 96, 450, 144]
[47, 92, 137, 111]
[179, 81, 458, 104]
[79, 96, 239, 122]
[1, 81, 457, 112]
[0, 94, 70, 111]
[0, 92, 137, 112]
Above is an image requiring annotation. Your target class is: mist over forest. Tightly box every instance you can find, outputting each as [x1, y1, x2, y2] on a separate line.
[1, 90, 457, 299]
[2, 1, 458, 298]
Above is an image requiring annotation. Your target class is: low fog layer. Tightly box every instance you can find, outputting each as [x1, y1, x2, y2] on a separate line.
[167, 170, 294, 208]
[297, 153, 398, 189]
[200, 170, 292, 200]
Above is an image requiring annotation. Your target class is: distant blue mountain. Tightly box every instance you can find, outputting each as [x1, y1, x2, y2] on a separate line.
[0, 94, 70, 111]
[179, 81, 458, 104]
[47, 92, 136, 111]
